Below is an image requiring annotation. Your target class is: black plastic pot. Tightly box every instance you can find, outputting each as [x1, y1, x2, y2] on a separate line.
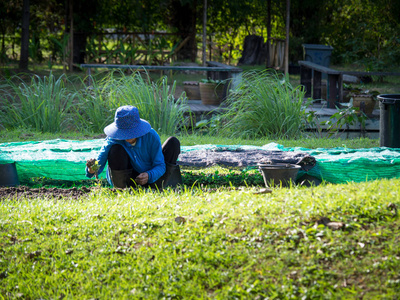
[378, 94, 400, 148]
[258, 163, 301, 187]
[0, 162, 20, 187]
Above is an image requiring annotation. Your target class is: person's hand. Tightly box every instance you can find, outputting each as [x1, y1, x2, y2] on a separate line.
[86, 158, 99, 175]
[135, 172, 149, 185]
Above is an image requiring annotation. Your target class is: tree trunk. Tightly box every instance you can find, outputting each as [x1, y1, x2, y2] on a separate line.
[169, 0, 197, 62]
[1, 33, 5, 60]
[202, 0, 207, 66]
[266, 0, 271, 68]
[65, 0, 97, 70]
[285, 0, 290, 75]
[19, 0, 30, 70]
[73, 32, 87, 68]
[66, 0, 85, 71]
[67, 0, 73, 72]
[238, 35, 267, 65]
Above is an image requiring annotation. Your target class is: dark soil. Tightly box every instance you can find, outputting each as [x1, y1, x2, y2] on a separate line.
[0, 186, 93, 200]
[0, 184, 244, 200]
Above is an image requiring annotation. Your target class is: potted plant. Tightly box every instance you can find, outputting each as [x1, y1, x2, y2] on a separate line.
[199, 78, 226, 105]
[342, 83, 359, 103]
[351, 89, 380, 115]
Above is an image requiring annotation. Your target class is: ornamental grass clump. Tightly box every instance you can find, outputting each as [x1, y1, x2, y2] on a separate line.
[219, 70, 306, 139]
[74, 70, 188, 135]
[0, 73, 76, 133]
[111, 71, 188, 136]
[73, 73, 118, 133]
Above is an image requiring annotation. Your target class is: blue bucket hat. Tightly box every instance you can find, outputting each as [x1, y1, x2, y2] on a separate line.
[104, 106, 151, 140]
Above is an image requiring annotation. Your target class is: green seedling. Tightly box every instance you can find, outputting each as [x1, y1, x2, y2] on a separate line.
[86, 158, 100, 179]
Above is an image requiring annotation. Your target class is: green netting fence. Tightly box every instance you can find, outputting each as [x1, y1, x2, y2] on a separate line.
[0, 140, 399, 184]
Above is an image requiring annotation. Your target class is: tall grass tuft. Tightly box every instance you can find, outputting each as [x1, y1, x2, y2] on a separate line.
[73, 73, 118, 133]
[219, 70, 307, 139]
[74, 70, 188, 135]
[0, 73, 76, 133]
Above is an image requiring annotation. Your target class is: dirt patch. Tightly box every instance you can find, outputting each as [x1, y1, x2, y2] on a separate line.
[0, 184, 242, 200]
[0, 186, 92, 200]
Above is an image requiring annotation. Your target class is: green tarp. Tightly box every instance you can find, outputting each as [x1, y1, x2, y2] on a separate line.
[0, 139, 399, 184]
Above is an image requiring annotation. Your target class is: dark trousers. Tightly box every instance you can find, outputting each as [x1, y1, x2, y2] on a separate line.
[107, 136, 181, 187]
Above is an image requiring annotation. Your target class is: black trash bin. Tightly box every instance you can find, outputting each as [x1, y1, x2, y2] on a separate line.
[302, 44, 334, 81]
[302, 44, 334, 68]
[377, 94, 400, 148]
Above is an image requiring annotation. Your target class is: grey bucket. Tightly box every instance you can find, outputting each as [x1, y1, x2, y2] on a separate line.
[258, 163, 301, 187]
[0, 162, 20, 187]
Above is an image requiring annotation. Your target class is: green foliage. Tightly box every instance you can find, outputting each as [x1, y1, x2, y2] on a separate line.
[182, 168, 264, 187]
[0, 71, 188, 136]
[218, 70, 307, 139]
[324, 106, 368, 138]
[0, 73, 76, 133]
[207, 0, 285, 63]
[28, 33, 44, 65]
[305, 105, 369, 139]
[290, 0, 330, 45]
[0, 179, 399, 298]
[2, 0, 400, 69]
[72, 73, 120, 133]
[199, 78, 225, 84]
[74, 70, 188, 135]
[194, 115, 222, 136]
[86, 36, 141, 65]
[48, 33, 70, 68]
[328, 0, 400, 68]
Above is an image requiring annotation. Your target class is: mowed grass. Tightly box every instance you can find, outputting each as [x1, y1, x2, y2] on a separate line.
[1, 178, 399, 299]
[0, 128, 380, 149]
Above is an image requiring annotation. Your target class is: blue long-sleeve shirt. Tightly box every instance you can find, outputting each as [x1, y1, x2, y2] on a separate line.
[85, 129, 166, 185]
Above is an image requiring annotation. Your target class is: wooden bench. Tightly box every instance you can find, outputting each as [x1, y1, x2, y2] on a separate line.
[299, 60, 343, 107]
[299, 60, 400, 108]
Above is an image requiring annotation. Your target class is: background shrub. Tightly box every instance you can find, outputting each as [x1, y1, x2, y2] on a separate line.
[0, 73, 76, 133]
[219, 70, 306, 139]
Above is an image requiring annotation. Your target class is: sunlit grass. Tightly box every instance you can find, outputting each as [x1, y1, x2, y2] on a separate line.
[1, 178, 399, 298]
[0, 128, 379, 149]
[178, 134, 379, 149]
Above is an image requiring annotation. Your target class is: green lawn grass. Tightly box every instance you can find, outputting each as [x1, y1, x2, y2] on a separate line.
[0, 129, 379, 149]
[1, 179, 399, 299]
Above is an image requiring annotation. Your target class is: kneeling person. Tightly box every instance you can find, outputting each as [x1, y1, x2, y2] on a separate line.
[86, 105, 182, 189]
